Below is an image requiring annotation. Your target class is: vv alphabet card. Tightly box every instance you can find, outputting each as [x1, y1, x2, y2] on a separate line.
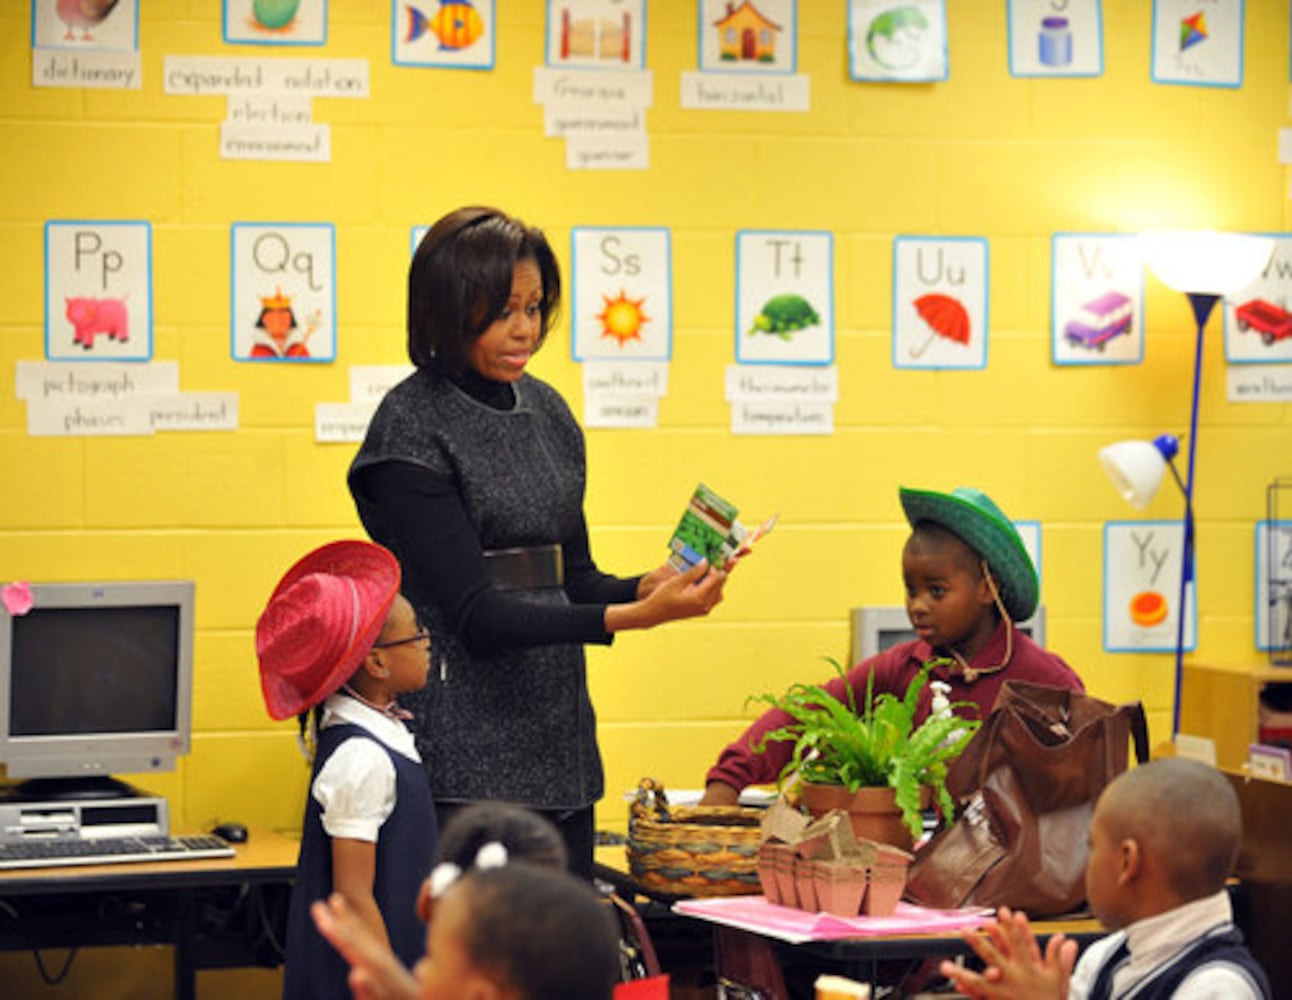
[892, 236, 988, 370]
[1007, 0, 1104, 78]
[570, 226, 672, 361]
[1103, 521, 1196, 653]
[734, 230, 834, 366]
[1150, 0, 1244, 88]
[44, 220, 153, 362]
[230, 222, 336, 362]
[1051, 234, 1144, 366]
[1222, 233, 1292, 364]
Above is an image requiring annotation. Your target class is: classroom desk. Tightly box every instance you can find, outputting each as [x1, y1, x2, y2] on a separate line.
[595, 843, 1106, 997]
[0, 828, 299, 1000]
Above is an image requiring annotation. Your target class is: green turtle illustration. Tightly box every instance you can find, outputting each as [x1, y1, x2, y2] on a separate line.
[747, 294, 822, 340]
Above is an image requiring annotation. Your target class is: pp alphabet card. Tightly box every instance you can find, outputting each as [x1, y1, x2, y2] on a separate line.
[848, 0, 947, 83]
[1007, 0, 1103, 78]
[570, 226, 672, 361]
[1103, 521, 1196, 653]
[1150, 0, 1243, 88]
[1051, 234, 1144, 366]
[892, 236, 988, 370]
[1223, 233, 1292, 364]
[44, 220, 152, 362]
[735, 230, 834, 366]
[230, 222, 336, 362]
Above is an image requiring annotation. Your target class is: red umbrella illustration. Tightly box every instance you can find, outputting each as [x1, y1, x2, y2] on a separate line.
[910, 293, 970, 358]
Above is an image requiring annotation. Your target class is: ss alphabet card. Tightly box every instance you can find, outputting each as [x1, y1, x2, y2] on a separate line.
[571, 226, 671, 361]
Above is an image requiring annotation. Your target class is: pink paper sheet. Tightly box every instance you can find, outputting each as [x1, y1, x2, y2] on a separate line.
[673, 896, 990, 944]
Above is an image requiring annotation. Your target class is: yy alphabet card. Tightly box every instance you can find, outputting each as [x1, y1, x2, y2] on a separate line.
[1103, 521, 1196, 653]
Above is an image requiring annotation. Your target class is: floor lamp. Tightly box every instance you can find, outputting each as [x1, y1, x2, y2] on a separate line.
[1098, 230, 1273, 740]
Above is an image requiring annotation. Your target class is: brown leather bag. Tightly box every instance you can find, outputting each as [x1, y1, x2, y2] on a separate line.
[904, 681, 1150, 917]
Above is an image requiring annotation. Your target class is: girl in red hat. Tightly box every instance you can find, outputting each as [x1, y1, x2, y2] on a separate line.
[256, 540, 437, 1000]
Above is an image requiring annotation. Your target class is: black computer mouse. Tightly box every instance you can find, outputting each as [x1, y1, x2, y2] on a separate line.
[212, 821, 249, 844]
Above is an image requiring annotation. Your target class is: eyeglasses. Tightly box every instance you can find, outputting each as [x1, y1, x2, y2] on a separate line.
[373, 626, 431, 650]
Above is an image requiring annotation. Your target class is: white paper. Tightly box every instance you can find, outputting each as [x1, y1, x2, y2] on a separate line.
[315, 402, 377, 443]
[582, 361, 668, 397]
[582, 395, 658, 428]
[679, 72, 810, 112]
[1277, 128, 1292, 164]
[15, 361, 179, 402]
[543, 104, 645, 137]
[730, 401, 834, 435]
[164, 56, 369, 97]
[27, 399, 153, 437]
[147, 392, 239, 432]
[533, 66, 653, 108]
[221, 122, 330, 161]
[725, 364, 837, 403]
[349, 365, 415, 404]
[33, 49, 141, 90]
[566, 133, 649, 170]
[1226, 365, 1292, 402]
[226, 95, 313, 127]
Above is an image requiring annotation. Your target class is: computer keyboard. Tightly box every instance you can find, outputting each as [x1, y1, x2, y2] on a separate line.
[0, 834, 236, 871]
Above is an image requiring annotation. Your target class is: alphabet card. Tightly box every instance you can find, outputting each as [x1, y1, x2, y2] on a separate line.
[1150, 0, 1243, 88]
[44, 220, 152, 362]
[1051, 233, 1143, 366]
[223, 0, 327, 45]
[1222, 233, 1292, 364]
[571, 226, 671, 361]
[1255, 520, 1292, 653]
[892, 236, 988, 370]
[392, 0, 495, 69]
[31, 0, 138, 52]
[735, 230, 833, 365]
[1103, 521, 1196, 653]
[1007, 0, 1103, 78]
[230, 222, 335, 362]
[545, 0, 646, 70]
[698, 0, 796, 75]
[848, 0, 947, 82]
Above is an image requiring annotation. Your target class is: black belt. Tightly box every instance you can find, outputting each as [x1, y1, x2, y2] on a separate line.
[482, 544, 564, 591]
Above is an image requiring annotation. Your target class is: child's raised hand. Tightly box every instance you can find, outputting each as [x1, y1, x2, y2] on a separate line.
[311, 893, 419, 1000]
[938, 907, 1074, 999]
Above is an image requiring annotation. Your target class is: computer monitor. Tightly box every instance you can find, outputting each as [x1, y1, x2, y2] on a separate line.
[0, 581, 195, 797]
[849, 604, 1046, 666]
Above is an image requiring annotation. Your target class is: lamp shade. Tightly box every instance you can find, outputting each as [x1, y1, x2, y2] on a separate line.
[1140, 230, 1274, 296]
[1098, 435, 1180, 509]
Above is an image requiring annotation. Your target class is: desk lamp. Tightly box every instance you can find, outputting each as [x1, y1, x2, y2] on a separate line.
[1098, 231, 1273, 739]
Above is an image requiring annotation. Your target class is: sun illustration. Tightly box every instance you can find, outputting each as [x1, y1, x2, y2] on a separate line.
[596, 289, 649, 346]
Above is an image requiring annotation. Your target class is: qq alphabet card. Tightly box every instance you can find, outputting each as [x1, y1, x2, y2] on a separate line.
[546, 0, 646, 70]
[892, 236, 988, 370]
[45, 220, 152, 362]
[571, 226, 672, 362]
[393, 0, 495, 69]
[1223, 233, 1292, 364]
[231, 222, 336, 362]
[848, 0, 947, 82]
[698, 0, 797, 75]
[1150, 0, 1243, 88]
[735, 230, 834, 366]
[1103, 520, 1196, 653]
[1007, 0, 1104, 78]
[1051, 233, 1144, 366]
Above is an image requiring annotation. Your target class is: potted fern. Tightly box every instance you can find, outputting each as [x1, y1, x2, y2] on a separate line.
[751, 658, 980, 851]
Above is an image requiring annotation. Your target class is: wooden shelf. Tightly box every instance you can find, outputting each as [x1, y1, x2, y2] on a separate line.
[1179, 663, 1292, 771]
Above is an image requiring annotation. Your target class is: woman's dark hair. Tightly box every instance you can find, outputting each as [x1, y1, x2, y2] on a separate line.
[407, 206, 562, 372]
[438, 801, 567, 872]
[455, 865, 618, 1000]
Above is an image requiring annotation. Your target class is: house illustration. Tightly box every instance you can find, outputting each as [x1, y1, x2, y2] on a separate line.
[713, 1, 781, 62]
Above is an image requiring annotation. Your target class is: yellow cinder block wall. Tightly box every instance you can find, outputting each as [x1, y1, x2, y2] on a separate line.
[1, 4, 1290, 987]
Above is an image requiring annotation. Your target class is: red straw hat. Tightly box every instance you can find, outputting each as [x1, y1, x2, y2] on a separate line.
[255, 540, 401, 721]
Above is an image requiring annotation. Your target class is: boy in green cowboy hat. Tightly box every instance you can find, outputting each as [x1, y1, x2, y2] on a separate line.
[702, 485, 1084, 805]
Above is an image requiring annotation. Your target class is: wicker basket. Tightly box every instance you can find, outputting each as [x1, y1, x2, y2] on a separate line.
[626, 777, 764, 897]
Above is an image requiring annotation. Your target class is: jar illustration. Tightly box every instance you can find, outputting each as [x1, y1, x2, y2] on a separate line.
[1039, 16, 1073, 68]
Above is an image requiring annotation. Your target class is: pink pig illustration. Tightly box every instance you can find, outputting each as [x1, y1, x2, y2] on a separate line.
[66, 296, 129, 349]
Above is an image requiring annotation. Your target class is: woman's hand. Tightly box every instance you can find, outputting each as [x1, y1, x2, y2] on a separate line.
[636, 562, 679, 600]
[606, 560, 727, 633]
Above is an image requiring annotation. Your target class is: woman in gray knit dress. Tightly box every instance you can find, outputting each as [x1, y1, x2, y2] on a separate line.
[348, 206, 729, 876]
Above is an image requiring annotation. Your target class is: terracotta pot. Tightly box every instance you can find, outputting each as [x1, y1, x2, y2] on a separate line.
[863, 860, 909, 917]
[799, 782, 918, 853]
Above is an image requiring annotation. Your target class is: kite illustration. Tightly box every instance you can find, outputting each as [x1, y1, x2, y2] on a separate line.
[910, 293, 969, 358]
[1179, 12, 1208, 53]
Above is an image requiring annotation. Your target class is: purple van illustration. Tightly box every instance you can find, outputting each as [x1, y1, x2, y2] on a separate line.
[1064, 291, 1133, 350]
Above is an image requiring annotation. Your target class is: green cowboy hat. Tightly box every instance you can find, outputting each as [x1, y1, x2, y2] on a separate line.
[898, 486, 1038, 622]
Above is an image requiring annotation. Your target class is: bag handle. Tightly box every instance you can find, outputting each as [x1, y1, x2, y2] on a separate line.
[1128, 701, 1150, 764]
